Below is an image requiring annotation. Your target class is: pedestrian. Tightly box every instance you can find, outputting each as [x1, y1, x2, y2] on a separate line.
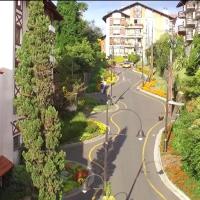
[100, 79, 107, 94]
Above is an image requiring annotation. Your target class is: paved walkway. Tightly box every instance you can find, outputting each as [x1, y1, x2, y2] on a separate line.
[62, 67, 182, 200]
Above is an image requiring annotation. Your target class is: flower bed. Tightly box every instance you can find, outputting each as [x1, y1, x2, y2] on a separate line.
[142, 80, 166, 98]
[135, 65, 151, 76]
[62, 161, 89, 194]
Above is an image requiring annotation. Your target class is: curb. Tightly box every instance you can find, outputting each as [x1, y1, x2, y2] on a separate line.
[154, 128, 191, 200]
[90, 103, 119, 115]
[137, 86, 166, 102]
[132, 69, 166, 102]
[61, 126, 111, 149]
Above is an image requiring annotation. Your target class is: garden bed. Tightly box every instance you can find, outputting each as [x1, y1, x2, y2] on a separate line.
[161, 133, 200, 200]
[62, 161, 89, 194]
[60, 111, 106, 144]
[141, 77, 166, 98]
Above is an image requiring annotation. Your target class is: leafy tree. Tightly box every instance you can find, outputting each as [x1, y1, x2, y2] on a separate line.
[65, 39, 95, 73]
[56, 0, 88, 53]
[15, 2, 65, 199]
[182, 35, 200, 99]
[185, 35, 200, 76]
[146, 33, 184, 76]
[128, 53, 140, 64]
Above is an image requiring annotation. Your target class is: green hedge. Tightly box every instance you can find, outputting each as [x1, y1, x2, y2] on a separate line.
[173, 98, 200, 180]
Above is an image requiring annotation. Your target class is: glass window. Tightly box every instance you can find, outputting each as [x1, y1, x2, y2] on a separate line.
[13, 135, 21, 151]
[15, 25, 21, 45]
[113, 19, 120, 25]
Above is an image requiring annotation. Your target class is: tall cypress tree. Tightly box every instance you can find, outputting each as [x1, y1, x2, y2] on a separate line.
[15, 1, 65, 199]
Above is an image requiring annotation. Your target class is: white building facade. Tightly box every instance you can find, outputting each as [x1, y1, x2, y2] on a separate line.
[103, 2, 175, 62]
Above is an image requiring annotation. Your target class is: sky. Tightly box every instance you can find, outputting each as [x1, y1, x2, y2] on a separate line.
[79, 1, 182, 34]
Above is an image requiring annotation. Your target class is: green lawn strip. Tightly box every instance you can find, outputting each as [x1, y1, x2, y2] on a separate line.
[152, 74, 167, 92]
[60, 111, 106, 144]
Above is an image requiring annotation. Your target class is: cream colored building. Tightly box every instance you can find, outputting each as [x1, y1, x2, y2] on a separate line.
[103, 2, 175, 61]
[177, 0, 200, 44]
[0, 0, 62, 184]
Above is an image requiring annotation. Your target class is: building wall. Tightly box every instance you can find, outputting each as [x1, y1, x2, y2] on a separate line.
[104, 5, 172, 60]
[0, 1, 16, 163]
[105, 17, 110, 57]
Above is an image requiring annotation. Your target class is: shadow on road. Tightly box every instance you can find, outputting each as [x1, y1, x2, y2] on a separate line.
[125, 162, 143, 200]
[89, 127, 128, 199]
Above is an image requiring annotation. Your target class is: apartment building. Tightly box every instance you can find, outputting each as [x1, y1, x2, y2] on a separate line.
[177, 0, 200, 46]
[103, 2, 175, 61]
[0, 0, 62, 183]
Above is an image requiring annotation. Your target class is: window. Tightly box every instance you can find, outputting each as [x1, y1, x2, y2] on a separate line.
[113, 28, 120, 35]
[138, 38, 141, 42]
[134, 19, 138, 24]
[15, 25, 21, 45]
[13, 135, 20, 151]
[16, 0, 23, 10]
[113, 19, 120, 25]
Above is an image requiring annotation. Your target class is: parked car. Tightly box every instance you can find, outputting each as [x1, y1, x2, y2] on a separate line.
[122, 61, 132, 68]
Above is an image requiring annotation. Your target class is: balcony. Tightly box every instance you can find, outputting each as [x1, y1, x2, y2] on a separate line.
[125, 33, 142, 38]
[185, 33, 193, 42]
[196, 24, 200, 34]
[195, 8, 200, 19]
[125, 23, 143, 29]
[178, 25, 186, 35]
[185, 18, 195, 28]
[178, 11, 186, 18]
[185, 2, 195, 12]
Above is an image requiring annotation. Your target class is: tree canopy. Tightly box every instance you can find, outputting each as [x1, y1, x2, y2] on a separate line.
[15, 2, 65, 199]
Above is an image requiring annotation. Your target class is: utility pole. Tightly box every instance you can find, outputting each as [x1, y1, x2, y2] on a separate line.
[104, 100, 109, 192]
[141, 41, 144, 86]
[110, 46, 114, 104]
[150, 23, 153, 81]
[163, 19, 175, 152]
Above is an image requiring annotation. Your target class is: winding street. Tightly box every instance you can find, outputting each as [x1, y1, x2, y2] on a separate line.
[62, 67, 181, 200]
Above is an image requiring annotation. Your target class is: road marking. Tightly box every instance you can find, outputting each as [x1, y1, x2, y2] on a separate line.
[142, 121, 168, 200]
[118, 100, 127, 109]
[89, 73, 167, 200]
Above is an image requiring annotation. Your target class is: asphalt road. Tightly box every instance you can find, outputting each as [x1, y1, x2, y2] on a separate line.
[62, 67, 180, 200]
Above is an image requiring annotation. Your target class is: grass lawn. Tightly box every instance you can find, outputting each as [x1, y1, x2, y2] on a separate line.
[161, 133, 200, 200]
[60, 96, 107, 144]
[152, 74, 167, 92]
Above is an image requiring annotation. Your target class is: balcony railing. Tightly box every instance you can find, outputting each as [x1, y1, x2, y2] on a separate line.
[195, 8, 200, 19]
[178, 25, 186, 35]
[125, 23, 143, 29]
[185, 2, 195, 12]
[185, 33, 193, 41]
[125, 33, 142, 38]
[178, 11, 186, 18]
[185, 18, 195, 27]
[196, 25, 200, 34]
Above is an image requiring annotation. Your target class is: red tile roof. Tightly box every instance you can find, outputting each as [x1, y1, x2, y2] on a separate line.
[0, 156, 13, 176]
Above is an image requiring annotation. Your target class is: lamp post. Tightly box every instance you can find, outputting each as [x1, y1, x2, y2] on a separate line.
[82, 106, 145, 197]
[141, 43, 144, 87]
[110, 108, 145, 141]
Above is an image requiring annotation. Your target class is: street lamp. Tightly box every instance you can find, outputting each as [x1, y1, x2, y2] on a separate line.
[82, 174, 104, 194]
[82, 105, 145, 197]
[110, 108, 145, 141]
